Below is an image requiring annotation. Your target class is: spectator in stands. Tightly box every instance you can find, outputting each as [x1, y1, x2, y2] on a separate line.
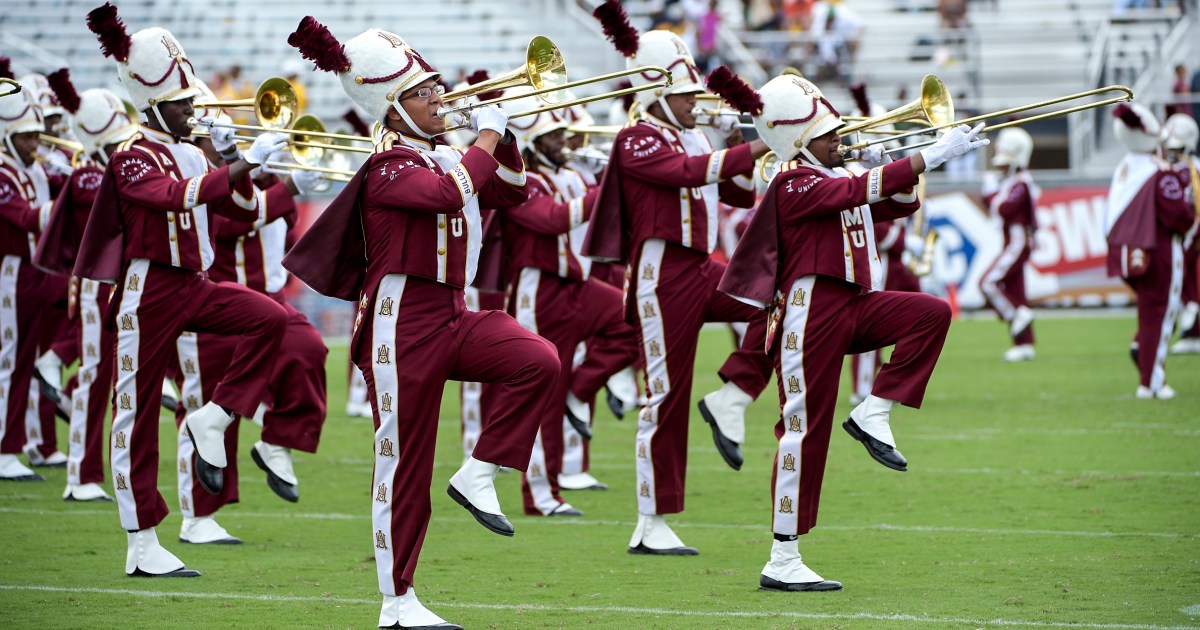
[282, 58, 308, 112]
[783, 0, 815, 31]
[808, 0, 863, 86]
[1166, 64, 1192, 118]
[696, 0, 723, 73]
[937, 0, 968, 29]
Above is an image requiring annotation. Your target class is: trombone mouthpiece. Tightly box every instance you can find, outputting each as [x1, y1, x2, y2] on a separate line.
[185, 116, 203, 129]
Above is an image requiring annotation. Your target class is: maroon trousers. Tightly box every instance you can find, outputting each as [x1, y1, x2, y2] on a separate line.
[66, 280, 113, 486]
[355, 274, 557, 597]
[110, 260, 286, 532]
[30, 271, 71, 458]
[173, 295, 327, 517]
[490, 268, 638, 515]
[630, 240, 772, 515]
[980, 229, 1035, 346]
[849, 255, 920, 401]
[0, 257, 44, 456]
[1126, 240, 1185, 390]
[1181, 245, 1198, 339]
[771, 276, 951, 537]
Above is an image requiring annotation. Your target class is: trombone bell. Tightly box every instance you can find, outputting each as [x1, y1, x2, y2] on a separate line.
[441, 36, 567, 105]
[195, 76, 299, 130]
[839, 74, 954, 137]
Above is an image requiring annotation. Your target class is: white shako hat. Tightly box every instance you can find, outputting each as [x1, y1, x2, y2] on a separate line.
[288, 17, 441, 138]
[86, 4, 201, 112]
[18, 73, 67, 119]
[1163, 113, 1198, 153]
[1112, 103, 1163, 154]
[501, 85, 570, 153]
[47, 68, 136, 160]
[991, 127, 1034, 169]
[753, 74, 844, 164]
[0, 85, 44, 138]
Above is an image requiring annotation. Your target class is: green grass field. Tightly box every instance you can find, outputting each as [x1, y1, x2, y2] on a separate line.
[1, 315, 1198, 629]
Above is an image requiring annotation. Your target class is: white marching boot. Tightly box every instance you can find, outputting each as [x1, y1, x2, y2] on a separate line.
[378, 589, 462, 629]
[183, 402, 234, 494]
[1003, 344, 1036, 362]
[558, 471, 608, 491]
[0, 454, 44, 481]
[1010, 305, 1034, 336]
[759, 539, 843, 591]
[564, 391, 592, 440]
[63, 482, 113, 502]
[844, 395, 907, 471]
[698, 381, 752, 470]
[1136, 384, 1176, 400]
[627, 513, 698, 555]
[126, 528, 200, 577]
[179, 515, 242, 544]
[447, 457, 513, 536]
[604, 366, 640, 420]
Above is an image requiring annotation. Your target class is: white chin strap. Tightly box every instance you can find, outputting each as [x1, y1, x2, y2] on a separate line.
[3, 135, 17, 163]
[535, 148, 557, 170]
[393, 103, 433, 140]
[798, 145, 820, 166]
[657, 96, 684, 129]
[150, 104, 176, 139]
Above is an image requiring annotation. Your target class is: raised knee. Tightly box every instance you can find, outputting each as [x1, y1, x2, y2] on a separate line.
[529, 338, 561, 381]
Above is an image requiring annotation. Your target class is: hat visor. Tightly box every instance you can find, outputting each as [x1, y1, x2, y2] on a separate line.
[395, 72, 443, 98]
[991, 154, 1012, 167]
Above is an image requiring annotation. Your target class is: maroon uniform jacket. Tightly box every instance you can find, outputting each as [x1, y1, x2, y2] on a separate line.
[984, 172, 1037, 248]
[72, 127, 259, 284]
[719, 157, 920, 348]
[209, 179, 296, 294]
[0, 153, 57, 259]
[33, 161, 105, 276]
[282, 129, 527, 303]
[499, 164, 598, 284]
[582, 115, 757, 265]
[1105, 154, 1195, 279]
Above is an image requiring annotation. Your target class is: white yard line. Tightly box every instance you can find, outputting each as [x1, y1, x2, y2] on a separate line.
[0, 584, 1193, 630]
[0, 506, 1192, 538]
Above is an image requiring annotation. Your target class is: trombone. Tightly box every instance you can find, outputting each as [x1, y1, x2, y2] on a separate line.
[189, 76, 374, 145]
[0, 78, 21, 99]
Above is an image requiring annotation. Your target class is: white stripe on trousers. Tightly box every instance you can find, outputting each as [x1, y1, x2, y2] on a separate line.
[634, 240, 668, 515]
[774, 276, 815, 535]
[371, 273, 406, 596]
[980, 226, 1026, 322]
[25, 379, 40, 451]
[560, 341, 588, 476]
[513, 268, 557, 513]
[0, 256, 18, 447]
[175, 332, 202, 518]
[1151, 239, 1186, 390]
[67, 280, 102, 486]
[460, 288, 482, 460]
[112, 259, 149, 531]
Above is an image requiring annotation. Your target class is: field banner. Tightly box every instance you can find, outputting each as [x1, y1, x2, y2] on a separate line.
[923, 185, 1133, 310]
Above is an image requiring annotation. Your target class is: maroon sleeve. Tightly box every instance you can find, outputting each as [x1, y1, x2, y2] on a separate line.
[1156, 171, 1197, 235]
[109, 151, 250, 216]
[0, 171, 42, 231]
[778, 158, 919, 224]
[617, 127, 755, 188]
[505, 178, 597, 235]
[478, 140, 528, 210]
[365, 146, 502, 213]
[211, 181, 296, 239]
[718, 175, 757, 209]
[995, 182, 1030, 224]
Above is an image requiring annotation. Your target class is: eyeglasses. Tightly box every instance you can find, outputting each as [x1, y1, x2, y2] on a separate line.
[403, 85, 446, 100]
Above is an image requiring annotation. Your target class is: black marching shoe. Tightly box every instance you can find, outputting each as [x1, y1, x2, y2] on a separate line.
[842, 418, 907, 472]
[188, 431, 225, 495]
[698, 398, 743, 471]
[759, 574, 843, 592]
[628, 542, 699, 556]
[605, 386, 626, 421]
[251, 442, 299, 503]
[446, 484, 514, 536]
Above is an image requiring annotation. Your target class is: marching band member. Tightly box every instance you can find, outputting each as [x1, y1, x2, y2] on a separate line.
[77, 4, 291, 576]
[34, 68, 140, 501]
[1105, 104, 1196, 399]
[586, 1, 772, 555]
[980, 127, 1039, 362]
[284, 18, 558, 629]
[1162, 113, 1200, 354]
[716, 70, 986, 590]
[0, 68, 56, 482]
[486, 86, 639, 517]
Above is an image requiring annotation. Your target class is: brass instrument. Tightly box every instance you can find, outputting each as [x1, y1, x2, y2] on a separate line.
[565, 124, 624, 137]
[440, 36, 567, 106]
[907, 175, 936, 277]
[39, 133, 85, 154]
[842, 83, 1133, 156]
[190, 77, 372, 144]
[0, 78, 22, 99]
[839, 75, 955, 139]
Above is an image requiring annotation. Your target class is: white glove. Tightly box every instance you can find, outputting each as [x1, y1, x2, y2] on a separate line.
[850, 144, 889, 169]
[713, 113, 738, 134]
[204, 118, 239, 158]
[570, 146, 609, 175]
[470, 105, 509, 136]
[919, 123, 989, 171]
[42, 152, 74, 177]
[243, 132, 289, 166]
[290, 167, 327, 195]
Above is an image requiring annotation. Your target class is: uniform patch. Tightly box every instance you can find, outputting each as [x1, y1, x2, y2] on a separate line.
[784, 174, 819, 195]
[625, 135, 663, 158]
[0, 180, 16, 204]
[377, 159, 419, 180]
[1160, 174, 1184, 201]
[77, 170, 104, 191]
[117, 157, 154, 183]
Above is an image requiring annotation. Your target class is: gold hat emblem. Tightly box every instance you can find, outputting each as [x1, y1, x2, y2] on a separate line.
[639, 481, 651, 498]
[120, 393, 132, 410]
[376, 344, 391, 365]
[376, 483, 388, 503]
[779, 495, 794, 514]
[121, 314, 134, 331]
[115, 473, 128, 490]
[375, 530, 388, 549]
[160, 35, 180, 57]
[642, 302, 657, 319]
[127, 273, 140, 292]
[787, 376, 801, 394]
[788, 415, 802, 432]
[785, 332, 798, 351]
[381, 393, 393, 413]
[115, 431, 127, 449]
[648, 340, 662, 357]
[642, 264, 654, 280]
[379, 437, 395, 458]
[379, 297, 394, 317]
[781, 453, 796, 472]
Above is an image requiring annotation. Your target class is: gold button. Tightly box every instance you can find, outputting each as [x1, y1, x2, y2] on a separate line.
[845, 251, 851, 257]
[680, 193, 688, 199]
[437, 248, 446, 255]
[438, 221, 446, 228]
[169, 236, 177, 242]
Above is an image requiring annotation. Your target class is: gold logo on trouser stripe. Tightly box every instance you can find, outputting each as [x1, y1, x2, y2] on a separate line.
[75, 397, 84, 410]
[787, 376, 801, 394]
[379, 297, 394, 316]
[86, 311, 96, 324]
[466, 409, 475, 421]
[785, 332, 798, 351]
[792, 288, 806, 306]
[568, 435, 579, 448]
[379, 438, 395, 458]
[86, 343, 96, 358]
[637, 442, 647, 459]
[179, 457, 188, 473]
[779, 496, 794, 514]
[184, 359, 196, 374]
[119, 393, 132, 410]
[127, 274, 140, 292]
[642, 264, 654, 280]
[788, 415, 802, 432]
[648, 340, 662, 357]
[0, 358, 8, 370]
[181, 497, 188, 511]
[69, 462, 76, 476]
[2, 265, 11, 276]
[782, 453, 797, 472]
[121, 314, 134, 331]
[376, 483, 388, 502]
[375, 530, 388, 549]
[381, 393, 393, 413]
[465, 439, 474, 451]
[653, 378, 664, 394]
[115, 432, 127, 448]
[116, 474, 128, 490]
[186, 395, 198, 410]
[520, 295, 531, 310]
[639, 481, 651, 497]
[121, 355, 133, 371]
[3, 328, 12, 340]
[530, 463, 542, 478]
[642, 302, 657, 319]
[1, 297, 9, 308]
[72, 430, 81, 443]
[376, 345, 391, 364]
